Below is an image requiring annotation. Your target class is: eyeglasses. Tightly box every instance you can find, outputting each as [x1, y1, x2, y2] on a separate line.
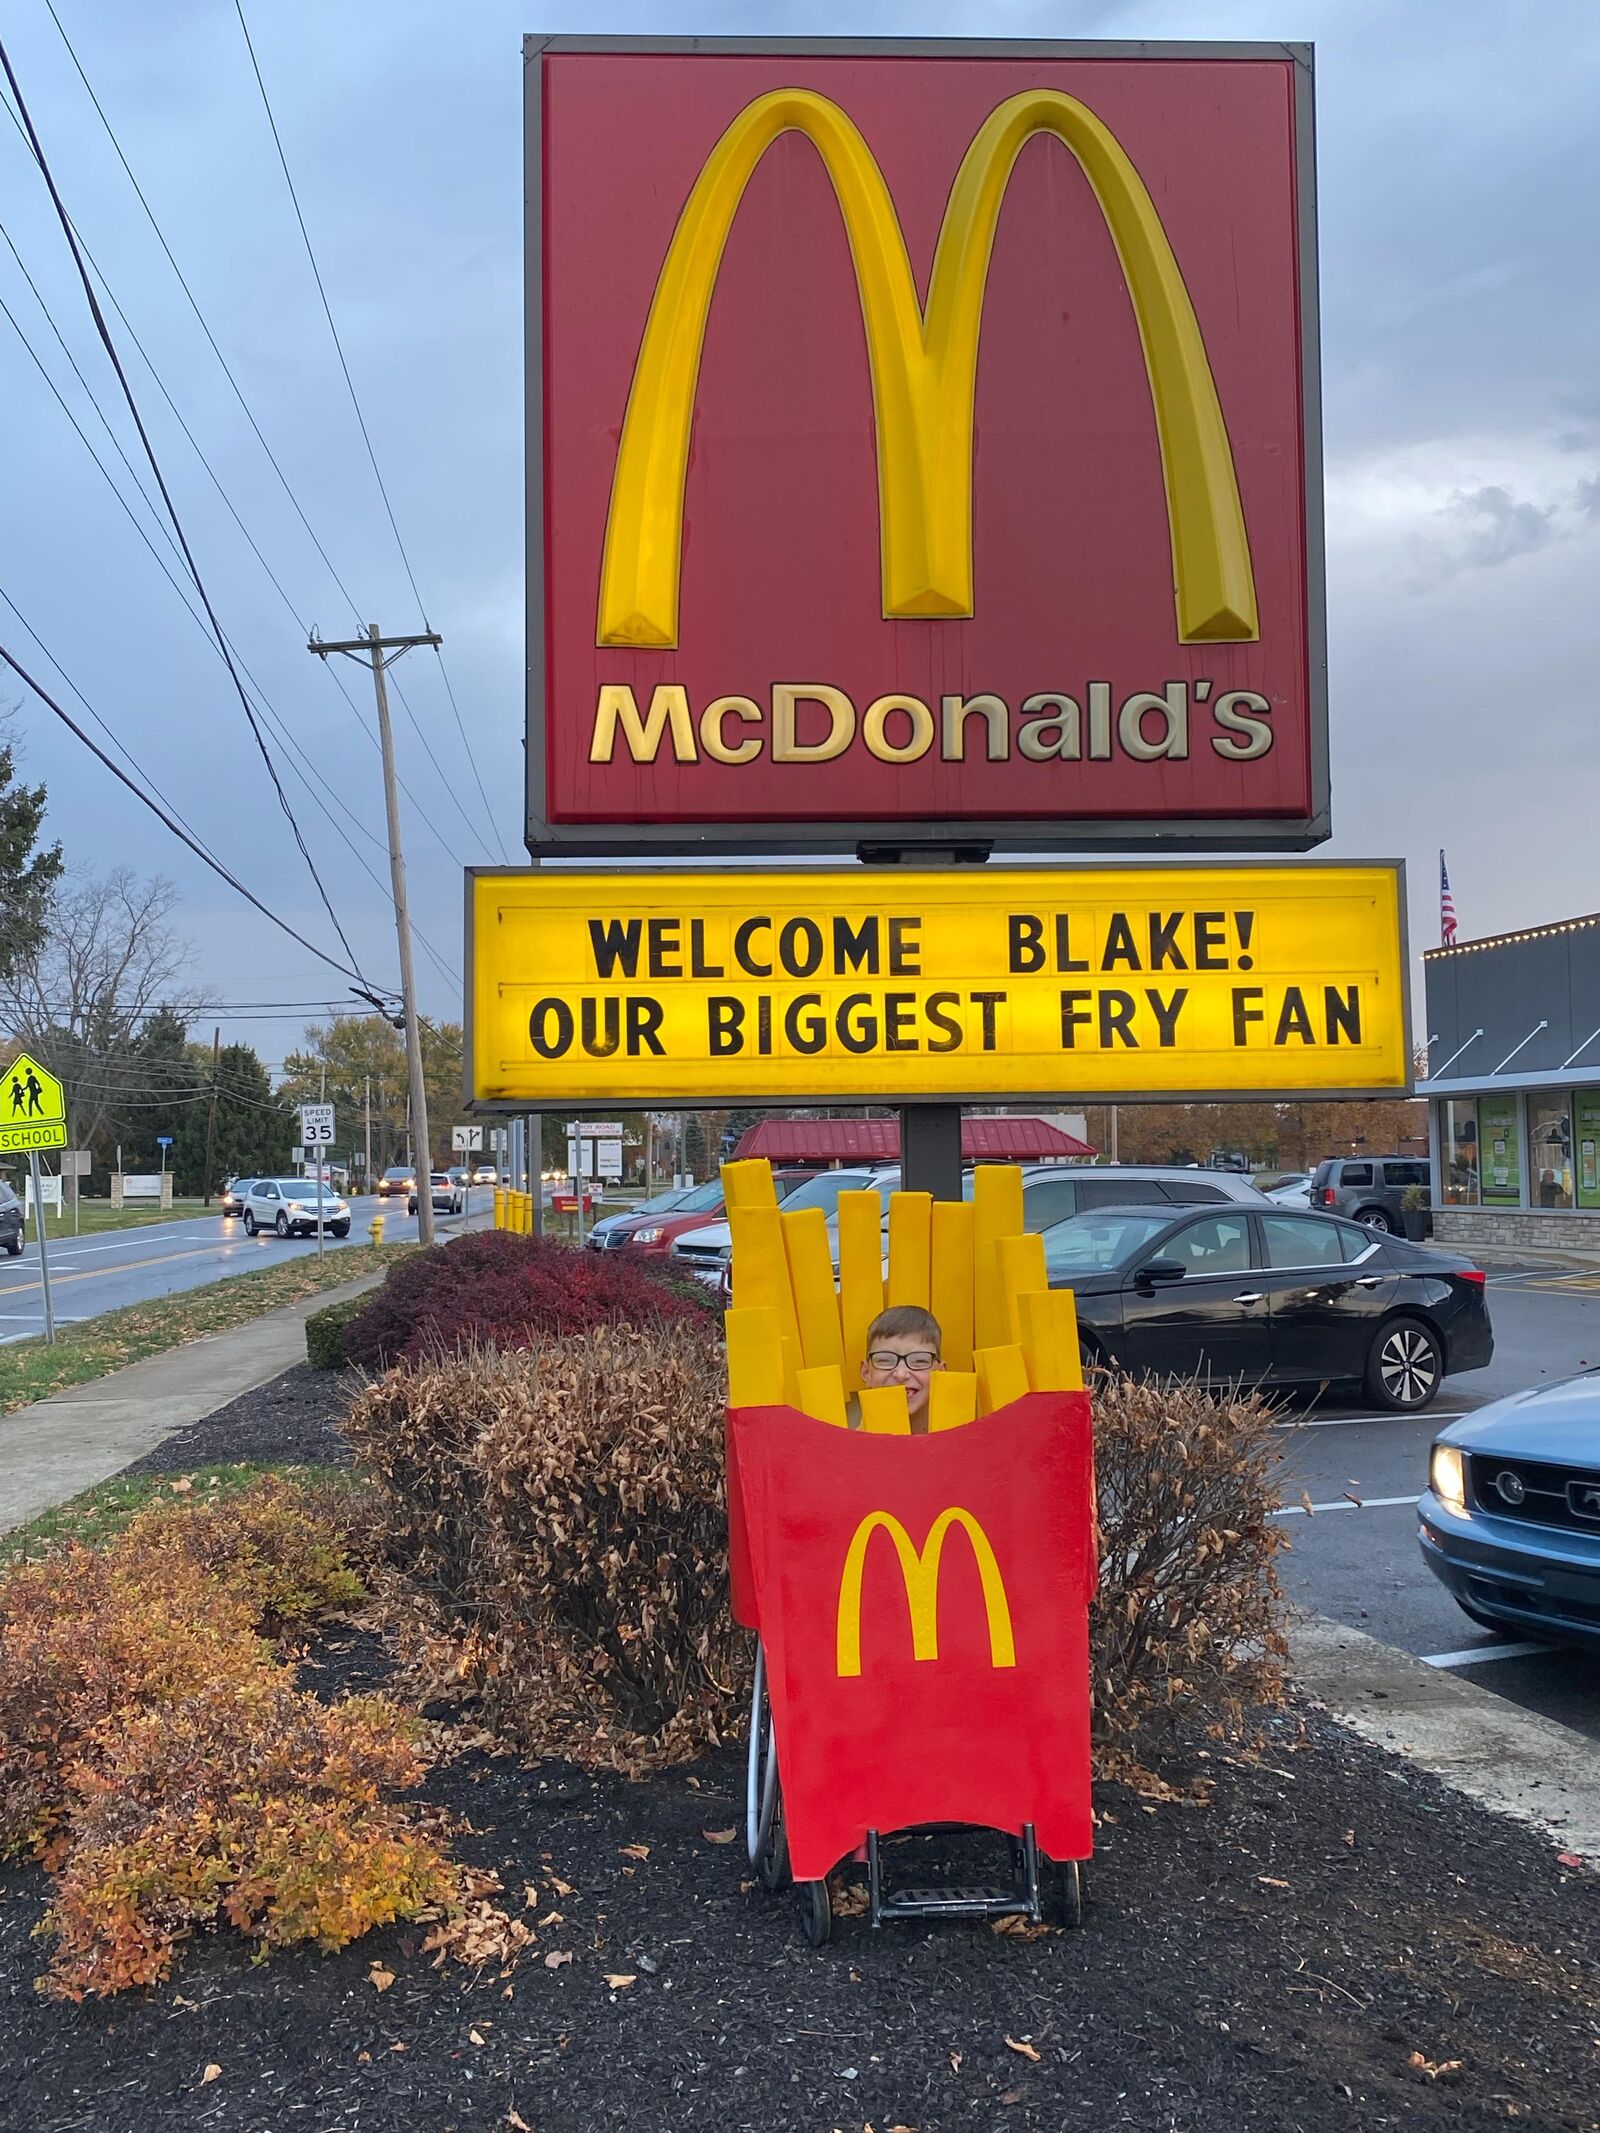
[865, 1349, 940, 1372]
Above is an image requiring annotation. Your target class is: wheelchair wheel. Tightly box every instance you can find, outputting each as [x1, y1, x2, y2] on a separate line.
[799, 1877, 832, 1947]
[747, 1641, 789, 1890]
[1043, 1855, 1083, 1929]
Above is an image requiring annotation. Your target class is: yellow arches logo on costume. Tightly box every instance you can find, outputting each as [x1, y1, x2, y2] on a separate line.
[598, 87, 1259, 653]
[835, 1507, 1017, 1678]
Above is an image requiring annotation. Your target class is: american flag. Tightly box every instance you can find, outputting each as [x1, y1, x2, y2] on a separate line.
[1439, 850, 1458, 946]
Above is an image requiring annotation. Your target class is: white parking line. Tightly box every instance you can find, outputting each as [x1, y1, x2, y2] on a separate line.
[1422, 1640, 1558, 1669]
[1272, 1493, 1418, 1518]
[1276, 1411, 1465, 1430]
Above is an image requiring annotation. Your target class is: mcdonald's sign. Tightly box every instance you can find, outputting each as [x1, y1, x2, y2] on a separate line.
[836, 1508, 1017, 1678]
[527, 38, 1325, 855]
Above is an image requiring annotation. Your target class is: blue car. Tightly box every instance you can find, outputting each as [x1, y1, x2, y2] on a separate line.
[1420, 1374, 1600, 1647]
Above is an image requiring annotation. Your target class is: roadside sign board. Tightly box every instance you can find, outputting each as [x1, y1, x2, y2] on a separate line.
[298, 1103, 336, 1146]
[452, 1125, 485, 1152]
[0, 1051, 67, 1154]
[470, 862, 1407, 1107]
[526, 37, 1324, 854]
[60, 1150, 91, 1176]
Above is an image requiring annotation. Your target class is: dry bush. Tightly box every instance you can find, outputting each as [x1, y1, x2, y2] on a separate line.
[1088, 1371, 1288, 1773]
[0, 1478, 463, 1998]
[346, 1325, 741, 1772]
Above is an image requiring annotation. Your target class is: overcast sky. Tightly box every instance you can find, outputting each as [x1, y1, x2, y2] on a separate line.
[3, 0, 1597, 1069]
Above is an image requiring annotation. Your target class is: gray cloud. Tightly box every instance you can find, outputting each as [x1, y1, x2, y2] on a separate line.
[1441, 484, 1558, 572]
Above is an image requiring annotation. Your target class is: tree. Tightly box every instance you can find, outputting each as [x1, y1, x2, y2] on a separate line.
[0, 718, 62, 982]
[171, 1041, 294, 1194]
[280, 1015, 408, 1179]
[419, 1019, 468, 1169]
[0, 869, 205, 1163]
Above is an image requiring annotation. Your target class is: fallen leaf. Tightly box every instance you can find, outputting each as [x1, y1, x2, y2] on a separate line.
[549, 1874, 576, 1897]
[538, 1910, 565, 1927]
[991, 1915, 1049, 1940]
[508, 2113, 532, 2132]
[1004, 2035, 1041, 2062]
[357, 2050, 371, 2064]
[1408, 2051, 1464, 2080]
[469, 2028, 486, 2046]
[1257, 1875, 1292, 1889]
[1343, 1830, 1356, 1849]
[1299, 1489, 1315, 1518]
[1557, 1852, 1585, 1870]
[171, 1476, 193, 1494]
[368, 1962, 396, 1993]
[200, 2065, 222, 2087]
[604, 1972, 638, 1989]
[701, 1826, 737, 1845]
[948, 2051, 963, 2074]
[829, 1879, 869, 1917]
[619, 1843, 650, 1861]
[523, 1885, 540, 1909]
[543, 1950, 573, 1969]
[1001, 2089, 1026, 2104]
[387, 2041, 407, 2053]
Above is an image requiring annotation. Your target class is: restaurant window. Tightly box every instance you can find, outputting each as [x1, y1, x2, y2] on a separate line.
[1479, 1094, 1521, 1206]
[1529, 1096, 1574, 1209]
[1440, 1099, 1479, 1205]
[1577, 1090, 1600, 1212]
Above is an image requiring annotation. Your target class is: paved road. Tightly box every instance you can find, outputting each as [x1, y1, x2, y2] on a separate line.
[1274, 1261, 1600, 1743]
[0, 1194, 476, 1347]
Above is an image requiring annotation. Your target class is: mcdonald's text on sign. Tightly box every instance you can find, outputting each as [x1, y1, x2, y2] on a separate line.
[468, 862, 1407, 1107]
[527, 39, 1324, 852]
[0, 1051, 67, 1156]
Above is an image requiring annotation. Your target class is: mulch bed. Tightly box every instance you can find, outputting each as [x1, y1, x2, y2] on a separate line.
[4, 1371, 1598, 2133]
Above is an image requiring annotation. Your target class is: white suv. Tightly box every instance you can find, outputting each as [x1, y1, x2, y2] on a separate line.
[240, 1176, 351, 1239]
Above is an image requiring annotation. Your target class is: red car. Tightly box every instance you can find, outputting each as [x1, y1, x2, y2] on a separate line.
[603, 1168, 817, 1255]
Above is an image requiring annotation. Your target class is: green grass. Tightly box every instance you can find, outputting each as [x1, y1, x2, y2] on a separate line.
[22, 1198, 210, 1239]
[1, 1242, 418, 1416]
[0, 1460, 360, 1566]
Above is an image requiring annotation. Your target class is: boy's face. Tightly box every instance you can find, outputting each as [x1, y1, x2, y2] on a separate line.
[860, 1334, 942, 1420]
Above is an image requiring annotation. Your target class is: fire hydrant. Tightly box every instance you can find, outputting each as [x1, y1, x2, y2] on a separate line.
[368, 1212, 386, 1247]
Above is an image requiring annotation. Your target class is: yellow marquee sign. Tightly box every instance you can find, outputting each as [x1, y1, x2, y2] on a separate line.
[0, 1051, 67, 1154]
[469, 864, 1407, 1108]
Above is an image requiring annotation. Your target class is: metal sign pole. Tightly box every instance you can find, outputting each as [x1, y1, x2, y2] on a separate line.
[30, 1151, 55, 1346]
[316, 1151, 325, 1260]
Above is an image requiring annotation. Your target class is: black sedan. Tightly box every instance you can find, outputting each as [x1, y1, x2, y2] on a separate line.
[1043, 1203, 1493, 1412]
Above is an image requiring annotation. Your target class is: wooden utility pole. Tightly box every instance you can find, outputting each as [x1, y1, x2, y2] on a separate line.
[309, 623, 441, 1247]
[202, 1026, 221, 1206]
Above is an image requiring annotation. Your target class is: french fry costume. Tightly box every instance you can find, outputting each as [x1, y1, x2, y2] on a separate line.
[723, 1158, 1096, 1885]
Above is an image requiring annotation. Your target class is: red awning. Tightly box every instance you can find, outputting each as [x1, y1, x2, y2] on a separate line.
[734, 1116, 1096, 1164]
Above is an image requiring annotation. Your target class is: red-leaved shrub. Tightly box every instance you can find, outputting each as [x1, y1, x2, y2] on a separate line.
[342, 1229, 709, 1371]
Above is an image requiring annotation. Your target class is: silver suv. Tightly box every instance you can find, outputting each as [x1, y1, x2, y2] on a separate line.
[1309, 1155, 1431, 1233]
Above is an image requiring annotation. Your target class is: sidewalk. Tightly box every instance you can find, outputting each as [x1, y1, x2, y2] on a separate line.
[0, 1268, 383, 1535]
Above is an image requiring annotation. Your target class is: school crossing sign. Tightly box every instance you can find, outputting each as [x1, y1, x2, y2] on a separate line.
[0, 1052, 67, 1155]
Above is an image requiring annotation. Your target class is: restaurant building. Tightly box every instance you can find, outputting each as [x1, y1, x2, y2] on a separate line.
[1422, 911, 1600, 1251]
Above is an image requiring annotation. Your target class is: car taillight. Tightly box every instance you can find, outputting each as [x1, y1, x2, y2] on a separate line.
[1316, 1187, 1334, 1207]
[1457, 1268, 1486, 1286]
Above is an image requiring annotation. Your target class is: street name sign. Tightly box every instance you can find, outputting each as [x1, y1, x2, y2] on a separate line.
[298, 1103, 336, 1146]
[0, 1052, 67, 1154]
[469, 862, 1407, 1108]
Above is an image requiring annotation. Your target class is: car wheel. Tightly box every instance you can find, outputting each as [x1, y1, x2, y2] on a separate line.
[332, 1223, 349, 1239]
[275, 1211, 290, 1238]
[407, 1198, 417, 1216]
[1355, 1206, 1395, 1233]
[5, 1234, 21, 1257]
[1365, 1316, 1443, 1411]
[243, 1211, 257, 1236]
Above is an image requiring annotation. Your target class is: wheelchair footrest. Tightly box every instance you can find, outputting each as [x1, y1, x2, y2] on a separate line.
[874, 1885, 1030, 1922]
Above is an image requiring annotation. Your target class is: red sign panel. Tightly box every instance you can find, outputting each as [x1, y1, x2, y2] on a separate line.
[729, 1394, 1096, 1881]
[528, 38, 1324, 853]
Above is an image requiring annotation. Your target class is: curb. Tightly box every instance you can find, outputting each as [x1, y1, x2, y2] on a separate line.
[1289, 1612, 1600, 1865]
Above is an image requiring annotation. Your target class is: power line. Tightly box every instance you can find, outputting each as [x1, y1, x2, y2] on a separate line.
[0, 37, 370, 984]
[233, 0, 510, 864]
[0, 639, 374, 990]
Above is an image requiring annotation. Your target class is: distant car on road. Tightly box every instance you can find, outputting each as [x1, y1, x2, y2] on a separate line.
[0, 1179, 23, 1256]
[1309, 1156, 1431, 1233]
[1041, 1202, 1492, 1411]
[1264, 1172, 1314, 1207]
[376, 1165, 417, 1200]
[1421, 1374, 1600, 1647]
[587, 1185, 698, 1252]
[240, 1177, 351, 1239]
[410, 1172, 463, 1216]
[219, 1177, 252, 1217]
[472, 1164, 498, 1185]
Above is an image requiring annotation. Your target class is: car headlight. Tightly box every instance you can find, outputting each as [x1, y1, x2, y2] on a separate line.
[286, 1201, 305, 1215]
[1429, 1443, 1465, 1511]
[632, 1226, 663, 1244]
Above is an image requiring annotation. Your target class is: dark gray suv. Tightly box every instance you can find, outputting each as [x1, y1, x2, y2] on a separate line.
[0, 1179, 23, 1257]
[1309, 1155, 1431, 1233]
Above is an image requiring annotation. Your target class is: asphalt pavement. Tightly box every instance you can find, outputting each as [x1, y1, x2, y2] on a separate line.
[1274, 1260, 1600, 1743]
[0, 1194, 477, 1348]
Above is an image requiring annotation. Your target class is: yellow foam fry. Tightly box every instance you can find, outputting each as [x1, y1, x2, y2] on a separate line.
[998, 1232, 1049, 1344]
[724, 1307, 785, 1407]
[886, 1190, 932, 1309]
[837, 1189, 885, 1382]
[857, 1384, 911, 1434]
[929, 1199, 975, 1373]
[795, 1363, 848, 1427]
[1018, 1287, 1083, 1392]
[927, 1370, 978, 1432]
[783, 1206, 844, 1371]
[974, 1342, 1030, 1416]
[973, 1165, 1024, 1350]
[721, 1158, 777, 1210]
[728, 1205, 802, 1363]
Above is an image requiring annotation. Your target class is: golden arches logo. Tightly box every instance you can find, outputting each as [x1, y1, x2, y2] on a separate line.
[835, 1507, 1017, 1678]
[599, 86, 1258, 653]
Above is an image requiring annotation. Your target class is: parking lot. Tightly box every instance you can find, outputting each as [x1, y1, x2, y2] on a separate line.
[1274, 1260, 1600, 1742]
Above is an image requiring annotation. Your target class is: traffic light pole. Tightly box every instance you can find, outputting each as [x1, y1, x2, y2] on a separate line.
[309, 624, 441, 1248]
